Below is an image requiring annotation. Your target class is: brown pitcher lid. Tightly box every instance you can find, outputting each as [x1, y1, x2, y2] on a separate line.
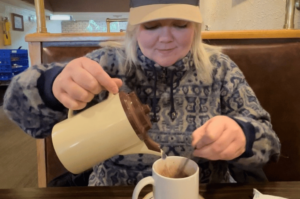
[119, 91, 160, 153]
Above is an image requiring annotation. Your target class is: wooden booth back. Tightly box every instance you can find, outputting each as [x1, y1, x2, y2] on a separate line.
[40, 38, 300, 184]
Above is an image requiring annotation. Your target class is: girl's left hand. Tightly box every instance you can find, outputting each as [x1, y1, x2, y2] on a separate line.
[192, 116, 246, 161]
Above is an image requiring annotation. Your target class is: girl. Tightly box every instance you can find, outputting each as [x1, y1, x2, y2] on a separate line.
[4, 0, 280, 186]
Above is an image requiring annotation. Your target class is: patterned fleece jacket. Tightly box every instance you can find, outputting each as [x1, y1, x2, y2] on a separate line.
[3, 46, 281, 186]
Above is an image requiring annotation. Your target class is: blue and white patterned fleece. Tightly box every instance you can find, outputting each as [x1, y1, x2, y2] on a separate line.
[3, 46, 280, 186]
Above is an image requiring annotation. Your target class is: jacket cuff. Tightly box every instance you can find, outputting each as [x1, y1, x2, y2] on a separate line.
[231, 117, 255, 158]
[37, 66, 65, 111]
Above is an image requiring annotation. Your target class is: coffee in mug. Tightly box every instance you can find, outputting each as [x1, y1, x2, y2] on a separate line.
[158, 163, 189, 178]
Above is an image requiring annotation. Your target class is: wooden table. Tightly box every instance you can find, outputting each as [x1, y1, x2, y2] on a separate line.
[0, 182, 299, 199]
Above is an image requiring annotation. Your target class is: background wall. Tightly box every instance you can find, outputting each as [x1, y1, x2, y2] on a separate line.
[0, 1, 61, 50]
[200, 0, 300, 30]
[62, 21, 107, 32]
[62, 20, 127, 33]
[1, 0, 299, 51]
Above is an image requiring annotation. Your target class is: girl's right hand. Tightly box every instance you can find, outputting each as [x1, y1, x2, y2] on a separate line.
[52, 57, 123, 110]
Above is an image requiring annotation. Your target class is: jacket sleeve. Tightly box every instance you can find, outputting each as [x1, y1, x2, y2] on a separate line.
[216, 54, 281, 182]
[3, 62, 67, 138]
[3, 47, 130, 139]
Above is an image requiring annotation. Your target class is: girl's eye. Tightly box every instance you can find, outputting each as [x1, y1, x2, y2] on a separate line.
[144, 25, 159, 30]
[174, 24, 188, 28]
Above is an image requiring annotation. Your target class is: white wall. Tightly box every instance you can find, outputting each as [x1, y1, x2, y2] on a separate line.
[200, 0, 300, 31]
[0, 1, 62, 50]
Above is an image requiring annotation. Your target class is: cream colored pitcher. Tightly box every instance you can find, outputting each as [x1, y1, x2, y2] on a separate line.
[51, 91, 161, 174]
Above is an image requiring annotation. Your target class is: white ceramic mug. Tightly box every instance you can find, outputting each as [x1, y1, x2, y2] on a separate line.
[132, 156, 200, 199]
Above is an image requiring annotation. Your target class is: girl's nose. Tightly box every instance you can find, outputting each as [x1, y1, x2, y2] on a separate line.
[158, 27, 173, 43]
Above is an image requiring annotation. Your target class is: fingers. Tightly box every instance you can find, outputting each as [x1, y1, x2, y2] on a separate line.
[58, 92, 87, 110]
[52, 57, 123, 110]
[192, 118, 224, 150]
[80, 58, 122, 94]
[192, 119, 212, 146]
[54, 77, 94, 110]
[71, 66, 102, 95]
[61, 79, 94, 103]
[193, 129, 235, 160]
[192, 116, 247, 161]
[112, 78, 123, 89]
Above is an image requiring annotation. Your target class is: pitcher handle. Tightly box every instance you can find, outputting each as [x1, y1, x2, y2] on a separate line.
[67, 92, 116, 119]
[132, 176, 154, 199]
[68, 109, 74, 118]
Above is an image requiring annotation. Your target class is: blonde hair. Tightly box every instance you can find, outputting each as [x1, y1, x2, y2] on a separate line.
[100, 22, 221, 84]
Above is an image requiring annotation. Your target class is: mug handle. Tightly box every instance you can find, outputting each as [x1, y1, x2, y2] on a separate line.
[132, 176, 155, 199]
[67, 92, 116, 119]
